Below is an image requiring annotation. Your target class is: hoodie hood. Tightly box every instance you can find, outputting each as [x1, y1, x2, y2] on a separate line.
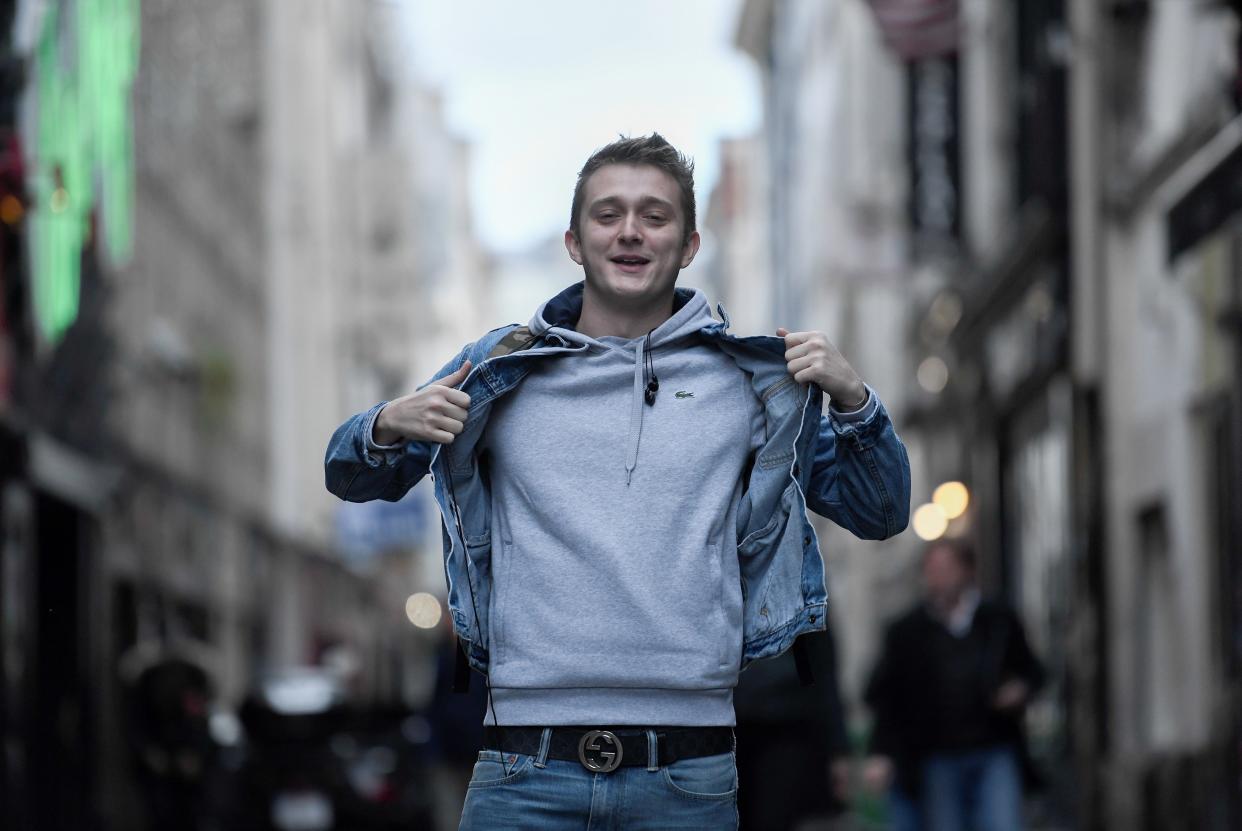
[526, 282, 720, 483]
[528, 281, 708, 339]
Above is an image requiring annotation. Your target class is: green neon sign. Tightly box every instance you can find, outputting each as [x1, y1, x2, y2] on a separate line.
[30, 0, 140, 344]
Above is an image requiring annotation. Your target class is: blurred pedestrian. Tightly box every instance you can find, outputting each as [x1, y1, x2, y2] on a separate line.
[427, 617, 488, 830]
[326, 132, 911, 829]
[122, 652, 216, 831]
[735, 624, 852, 831]
[863, 538, 1044, 831]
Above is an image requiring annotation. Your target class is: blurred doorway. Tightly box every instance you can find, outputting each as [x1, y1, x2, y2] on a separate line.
[1001, 375, 1075, 829]
[30, 491, 94, 830]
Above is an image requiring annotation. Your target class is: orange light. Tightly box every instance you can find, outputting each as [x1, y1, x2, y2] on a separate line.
[0, 195, 24, 225]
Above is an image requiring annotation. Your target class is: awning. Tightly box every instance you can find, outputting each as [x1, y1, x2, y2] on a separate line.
[866, 0, 960, 62]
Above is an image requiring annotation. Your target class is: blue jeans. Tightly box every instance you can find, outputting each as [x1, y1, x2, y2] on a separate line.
[458, 728, 738, 830]
[888, 786, 923, 831]
[921, 745, 1023, 831]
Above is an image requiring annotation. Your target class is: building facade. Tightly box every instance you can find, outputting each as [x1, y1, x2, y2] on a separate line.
[1071, 2, 1242, 828]
[870, 0, 1242, 828]
[726, 0, 1242, 828]
[0, 1, 484, 827]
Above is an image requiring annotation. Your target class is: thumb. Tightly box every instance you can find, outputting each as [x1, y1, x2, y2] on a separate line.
[776, 327, 790, 338]
[439, 359, 472, 387]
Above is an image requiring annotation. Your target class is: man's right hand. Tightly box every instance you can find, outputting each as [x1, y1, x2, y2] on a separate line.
[373, 360, 473, 445]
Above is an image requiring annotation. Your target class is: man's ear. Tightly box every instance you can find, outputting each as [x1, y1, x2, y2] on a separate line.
[679, 230, 701, 268]
[564, 229, 584, 265]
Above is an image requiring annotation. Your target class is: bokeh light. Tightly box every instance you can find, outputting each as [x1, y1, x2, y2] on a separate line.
[405, 593, 443, 629]
[912, 503, 949, 541]
[917, 356, 949, 394]
[932, 481, 970, 520]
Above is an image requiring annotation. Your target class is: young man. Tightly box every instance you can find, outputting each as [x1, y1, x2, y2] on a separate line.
[325, 134, 911, 830]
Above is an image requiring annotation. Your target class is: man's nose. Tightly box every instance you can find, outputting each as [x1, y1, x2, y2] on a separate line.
[618, 213, 642, 242]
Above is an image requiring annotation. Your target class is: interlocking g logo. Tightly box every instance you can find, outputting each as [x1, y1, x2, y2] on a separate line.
[577, 730, 623, 773]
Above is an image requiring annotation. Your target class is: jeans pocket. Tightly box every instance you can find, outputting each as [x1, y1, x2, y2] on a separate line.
[662, 751, 738, 800]
[467, 750, 534, 788]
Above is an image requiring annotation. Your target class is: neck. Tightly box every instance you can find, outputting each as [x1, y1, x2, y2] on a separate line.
[930, 588, 967, 619]
[576, 285, 677, 339]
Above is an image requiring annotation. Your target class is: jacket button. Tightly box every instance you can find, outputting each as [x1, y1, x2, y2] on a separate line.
[803, 536, 812, 547]
[809, 614, 817, 623]
[760, 607, 769, 616]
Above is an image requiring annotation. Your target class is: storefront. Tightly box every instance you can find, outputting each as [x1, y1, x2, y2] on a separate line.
[1163, 120, 1242, 831]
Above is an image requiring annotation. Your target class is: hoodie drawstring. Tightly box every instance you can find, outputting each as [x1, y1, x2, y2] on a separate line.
[626, 335, 648, 485]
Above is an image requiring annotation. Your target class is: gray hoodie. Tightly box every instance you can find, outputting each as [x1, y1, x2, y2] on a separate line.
[479, 288, 765, 726]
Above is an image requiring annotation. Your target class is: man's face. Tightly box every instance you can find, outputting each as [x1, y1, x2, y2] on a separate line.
[921, 544, 971, 610]
[565, 163, 700, 310]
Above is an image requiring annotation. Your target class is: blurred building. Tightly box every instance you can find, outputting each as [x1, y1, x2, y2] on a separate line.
[1, 1, 142, 826]
[702, 134, 772, 336]
[0, 0, 485, 828]
[866, 0, 1242, 829]
[724, 0, 1242, 829]
[488, 232, 582, 326]
[1068, 2, 1242, 829]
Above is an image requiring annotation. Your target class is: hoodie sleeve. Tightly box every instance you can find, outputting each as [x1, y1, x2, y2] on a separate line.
[324, 345, 472, 503]
[803, 386, 911, 539]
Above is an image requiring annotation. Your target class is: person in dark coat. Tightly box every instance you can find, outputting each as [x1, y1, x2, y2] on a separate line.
[863, 538, 1044, 831]
[735, 624, 851, 831]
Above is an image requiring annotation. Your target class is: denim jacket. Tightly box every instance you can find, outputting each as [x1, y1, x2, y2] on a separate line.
[325, 302, 911, 675]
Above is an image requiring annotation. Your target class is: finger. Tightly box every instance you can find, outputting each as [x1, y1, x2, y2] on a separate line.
[793, 367, 818, 386]
[787, 355, 816, 375]
[784, 340, 815, 361]
[442, 388, 472, 409]
[428, 429, 457, 444]
[438, 402, 470, 422]
[432, 416, 464, 436]
[780, 329, 811, 346]
[776, 326, 789, 337]
[438, 359, 473, 388]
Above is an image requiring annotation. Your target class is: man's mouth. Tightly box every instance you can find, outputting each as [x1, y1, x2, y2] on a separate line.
[610, 255, 651, 273]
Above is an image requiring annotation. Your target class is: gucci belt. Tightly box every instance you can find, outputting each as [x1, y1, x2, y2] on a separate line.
[482, 725, 734, 773]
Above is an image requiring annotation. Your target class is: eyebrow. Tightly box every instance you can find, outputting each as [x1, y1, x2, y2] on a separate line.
[588, 195, 677, 213]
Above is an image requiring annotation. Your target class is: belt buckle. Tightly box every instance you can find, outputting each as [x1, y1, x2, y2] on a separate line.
[578, 729, 623, 773]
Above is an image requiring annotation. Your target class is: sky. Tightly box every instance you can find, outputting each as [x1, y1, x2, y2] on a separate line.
[400, 0, 761, 254]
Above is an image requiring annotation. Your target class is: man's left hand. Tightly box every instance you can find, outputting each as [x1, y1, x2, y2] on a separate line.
[992, 679, 1030, 712]
[777, 327, 867, 409]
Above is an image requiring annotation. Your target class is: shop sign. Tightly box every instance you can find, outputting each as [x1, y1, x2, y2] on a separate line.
[29, 0, 139, 345]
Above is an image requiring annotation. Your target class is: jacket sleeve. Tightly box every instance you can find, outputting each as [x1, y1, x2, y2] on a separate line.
[323, 346, 472, 503]
[803, 385, 911, 539]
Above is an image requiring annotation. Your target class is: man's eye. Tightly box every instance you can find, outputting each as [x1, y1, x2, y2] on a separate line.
[597, 212, 618, 221]
[645, 214, 667, 223]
